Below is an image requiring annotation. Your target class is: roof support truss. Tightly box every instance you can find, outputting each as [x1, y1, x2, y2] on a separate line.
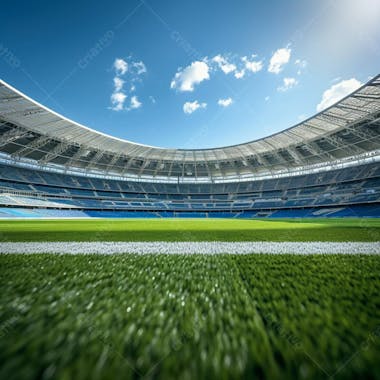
[38, 142, 71, 164]
[12, 135, 51, 157]
[0, 127, 30, 147]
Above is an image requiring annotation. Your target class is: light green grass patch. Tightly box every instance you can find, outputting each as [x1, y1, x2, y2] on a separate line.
[0, 218, 379, 242]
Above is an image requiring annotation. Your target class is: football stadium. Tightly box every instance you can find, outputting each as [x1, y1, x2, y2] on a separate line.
[0, 77, 380, 220]
[1, 1, 380, 379]
[1, 75, 380, 379]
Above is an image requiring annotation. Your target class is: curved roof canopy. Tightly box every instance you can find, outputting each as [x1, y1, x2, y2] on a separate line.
[0, 75, 379, 181]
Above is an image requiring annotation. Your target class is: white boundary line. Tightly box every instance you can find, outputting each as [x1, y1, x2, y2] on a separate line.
[0, 242, 379, 255]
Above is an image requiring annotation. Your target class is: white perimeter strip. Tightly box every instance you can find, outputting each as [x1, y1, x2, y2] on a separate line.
[0, 242, 379, 255]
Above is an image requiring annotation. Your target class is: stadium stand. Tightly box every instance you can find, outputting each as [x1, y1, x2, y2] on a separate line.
[0, 76, 379, 218]
[0, 161, 379, 217]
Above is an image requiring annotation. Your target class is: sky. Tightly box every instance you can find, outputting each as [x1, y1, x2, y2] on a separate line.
[0, 0, 379, 149]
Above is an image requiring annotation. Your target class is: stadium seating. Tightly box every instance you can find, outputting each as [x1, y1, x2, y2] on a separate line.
[0, 161, 379, 217]
[0, 204, 378, 218]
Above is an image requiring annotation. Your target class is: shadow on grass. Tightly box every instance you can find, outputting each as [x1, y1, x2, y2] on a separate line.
[1, 227, 379, 242]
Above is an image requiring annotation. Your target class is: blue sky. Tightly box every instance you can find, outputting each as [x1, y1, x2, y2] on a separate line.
[0, 0, 379, 149]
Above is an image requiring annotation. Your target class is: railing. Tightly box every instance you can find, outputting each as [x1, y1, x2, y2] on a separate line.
[1, 150, 379, 184]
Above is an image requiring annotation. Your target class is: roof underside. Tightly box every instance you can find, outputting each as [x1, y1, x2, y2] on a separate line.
[0, 75, 379, 181]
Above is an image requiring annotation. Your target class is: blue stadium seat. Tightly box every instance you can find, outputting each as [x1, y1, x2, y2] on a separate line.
[0, 161, 379, 217]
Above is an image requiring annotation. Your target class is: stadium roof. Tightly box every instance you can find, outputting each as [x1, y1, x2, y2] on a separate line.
[0, 75, 379, 182]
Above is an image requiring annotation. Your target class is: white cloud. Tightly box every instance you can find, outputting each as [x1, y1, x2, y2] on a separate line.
[242, 56, 263, 73]
[295, 59, 307, 69]
[171, 61, 210, 92]
[110, 92, 127, 111]
[277, 77, 298, 92]
[183, 100, 207, 114]
[210, 54, 263, 78]
[268, 47, 291, 74]
[110, 57, 147, 111]
[316, 78, 362, 112]
[114, 58, 128, 75]
[171, 52, 266, 87]
[113, 77, 124, 92]
[265, 96, 270, 101]
[295, 59, 307, 75]
[212, 55, 237, 74]
[217, 97, 233, 107]
[133, 61, 147, 75]
[130, 95, 142, 109]
[234, 69, 245, 79]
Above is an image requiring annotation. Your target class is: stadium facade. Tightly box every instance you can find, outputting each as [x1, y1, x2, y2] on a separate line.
[0, 75, 379, 218]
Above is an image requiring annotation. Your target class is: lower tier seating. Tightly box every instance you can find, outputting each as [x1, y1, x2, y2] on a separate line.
[0, 161, 379, 217]
[0, 204, 378, 218]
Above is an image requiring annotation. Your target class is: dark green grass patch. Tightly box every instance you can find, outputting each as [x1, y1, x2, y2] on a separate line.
[0, 218, 379, 242]
[0, 254, 379, 379]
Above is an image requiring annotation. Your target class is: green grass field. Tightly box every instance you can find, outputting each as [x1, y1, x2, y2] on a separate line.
[0, 218, 380, 379]
[0, 218, 379, 241]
